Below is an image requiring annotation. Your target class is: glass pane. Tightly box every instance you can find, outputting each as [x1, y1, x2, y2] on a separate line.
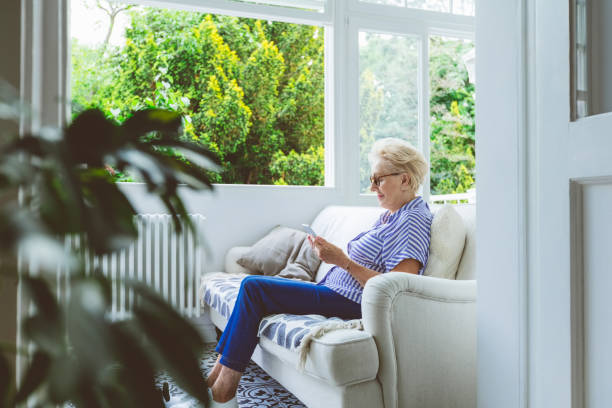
[70, 0, 325, 186]
[359, 0, 406, 6]
[576, 1, 587, 45]
[359, 31, 419, 193]
[572, 0, 612, 118]
[429, 36, 475, 196]
[229, 0, 326, 13]
[572, 0, 589, 119]
[407, 0, 450, 13]
[577, 99, 588, 118]
[451, 0, 475, 16]
[359, 0, 474, 15]
[577, 46, 587, 91]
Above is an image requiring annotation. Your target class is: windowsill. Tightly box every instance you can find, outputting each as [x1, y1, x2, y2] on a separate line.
[117, 181, 336, 191]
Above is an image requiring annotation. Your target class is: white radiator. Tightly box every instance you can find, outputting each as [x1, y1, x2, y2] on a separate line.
[62, 214, 206, 320]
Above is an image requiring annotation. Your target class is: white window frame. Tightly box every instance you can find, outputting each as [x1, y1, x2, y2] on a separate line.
[346, 0, 474, 204]
[22, 0, 474, 200]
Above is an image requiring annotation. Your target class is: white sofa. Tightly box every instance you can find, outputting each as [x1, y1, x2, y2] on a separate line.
[200, 204, 476, 408]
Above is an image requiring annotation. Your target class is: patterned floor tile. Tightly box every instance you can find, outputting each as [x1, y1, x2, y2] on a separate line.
[157, 343, 306, 408]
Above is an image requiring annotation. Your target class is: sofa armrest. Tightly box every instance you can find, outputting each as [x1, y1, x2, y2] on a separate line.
[224, 246, 252, 274]
[362, 273, 477, 408]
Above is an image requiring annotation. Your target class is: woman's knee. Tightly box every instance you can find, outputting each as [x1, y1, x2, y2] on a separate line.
[239, 275, 264, 293]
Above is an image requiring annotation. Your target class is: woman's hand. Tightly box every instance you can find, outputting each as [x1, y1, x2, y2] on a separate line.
[308, 236, 350, 267]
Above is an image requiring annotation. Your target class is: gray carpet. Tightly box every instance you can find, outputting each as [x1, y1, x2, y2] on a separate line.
[157, 343, 306, 408]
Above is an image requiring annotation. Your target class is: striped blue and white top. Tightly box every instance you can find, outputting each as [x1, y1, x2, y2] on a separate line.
[318, 196, 433, 304]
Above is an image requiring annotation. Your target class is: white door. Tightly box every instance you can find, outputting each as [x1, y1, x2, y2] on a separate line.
[529, 1, 612, 407]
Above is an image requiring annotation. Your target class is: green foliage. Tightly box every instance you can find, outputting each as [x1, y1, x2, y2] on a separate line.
[71, 7, 325, 185]
[71, 40, 122, 114]
[429, 36, 475, 194]
[270, 145, 324, 186]
[358, 33, 420, 192]
[0, 93, 219, 406]
[70, 6, 475, 193]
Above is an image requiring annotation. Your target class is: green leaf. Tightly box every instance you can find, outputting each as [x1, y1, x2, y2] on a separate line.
[130, 283, 208, 405]
[0, 352, 12, 406]
[23, 277, 60, 321]
[122, 109, 182, 139]
[65, 108, 119, 167]
[105, 321, 166, 408]
[23, 316, 64, 357]
[14, 351, 51, 404]
[46, 356, 79, 404]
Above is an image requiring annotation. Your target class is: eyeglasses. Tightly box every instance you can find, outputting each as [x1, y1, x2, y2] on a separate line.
[369, 172, 401, 186]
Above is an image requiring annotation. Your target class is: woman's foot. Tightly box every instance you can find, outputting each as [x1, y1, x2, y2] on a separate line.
[207, 388, 238, 408]
[206, 355, 223, 388]
[210, 365, 242, 403]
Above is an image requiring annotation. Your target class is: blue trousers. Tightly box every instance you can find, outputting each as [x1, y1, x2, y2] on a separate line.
[215, 275, 362, 372]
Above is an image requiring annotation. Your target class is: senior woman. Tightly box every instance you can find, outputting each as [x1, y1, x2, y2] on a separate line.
[206, 138, 433, 406]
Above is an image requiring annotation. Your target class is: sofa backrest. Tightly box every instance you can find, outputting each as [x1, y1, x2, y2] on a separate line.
[310, 203, 476, 282]
[449, 204, 476, 280]
[310, 206, 385, 282]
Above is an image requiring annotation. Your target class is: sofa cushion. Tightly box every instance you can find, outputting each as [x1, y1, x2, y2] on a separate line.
[258, 329, 379, 386]
[237, 226, 321, 281]
[257, 314, 363, 364]
[310, 206, 385, 282]
[258, 313, 343, 351]
[201, 273, 379, 386]
[423, 204, 466, 279]
[224, 246, 252, 275]
[200, 272, 245, 319]
[454, 204, 476, 280]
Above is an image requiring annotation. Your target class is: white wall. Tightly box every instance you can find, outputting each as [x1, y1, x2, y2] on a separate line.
[475, 0, 524, 406]
[120, 183, 378, 271]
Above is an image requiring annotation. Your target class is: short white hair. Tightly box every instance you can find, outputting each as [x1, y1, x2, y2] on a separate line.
[368, 138, 428, 193]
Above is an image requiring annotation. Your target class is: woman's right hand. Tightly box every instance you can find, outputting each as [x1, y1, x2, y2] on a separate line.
[309, 236, 350, 267]
[307, 234, 315, 249]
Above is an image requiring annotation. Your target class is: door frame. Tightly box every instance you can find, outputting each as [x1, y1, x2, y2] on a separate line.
[476, 0, 529, 406]
[477, 0, 605, 407]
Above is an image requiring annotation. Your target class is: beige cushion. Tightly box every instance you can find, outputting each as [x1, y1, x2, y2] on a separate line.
[224, 247, 251, 274]
[237, 226, 321, 281]
[424, 204, 466, 279]
[310, 206, 385, 282]
[207, 305, 379, 386]
[454, 204, 476, 280]
[258, 328, 379, 386]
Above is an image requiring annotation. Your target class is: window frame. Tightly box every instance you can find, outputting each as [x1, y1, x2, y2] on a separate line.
[345, 0, 474, 204]
[25, 0, 474, 200]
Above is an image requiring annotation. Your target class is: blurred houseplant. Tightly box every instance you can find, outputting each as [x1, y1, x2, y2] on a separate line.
[0, 81, 219, 407]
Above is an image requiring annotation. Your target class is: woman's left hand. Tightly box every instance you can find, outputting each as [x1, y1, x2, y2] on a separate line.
[308, 236, 350, 267]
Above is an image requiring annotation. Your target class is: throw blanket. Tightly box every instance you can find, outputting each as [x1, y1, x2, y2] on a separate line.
[257, 314, 363, 370]
[200, 273, 364, 369]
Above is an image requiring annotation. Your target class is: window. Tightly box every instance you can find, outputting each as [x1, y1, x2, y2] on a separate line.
[359, 0, 475, 16]
[353, 5, 475, 201]
[429, 35, 475, 196]
[359, 31, 419, 193]
[228, 0, 326, 13]
[66, 0, 475, 197]
[71, 0, 325, 185]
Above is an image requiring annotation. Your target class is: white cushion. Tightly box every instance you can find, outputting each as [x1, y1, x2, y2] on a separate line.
[203, 273, 380, 386]
[454, 204, 476, 280]
[310, 206, 385, 282]
[207, 305, 379, 386]
[258, 328, 379, 386]
[224, 246, 252, 274]
[423, 204, 466, 279]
